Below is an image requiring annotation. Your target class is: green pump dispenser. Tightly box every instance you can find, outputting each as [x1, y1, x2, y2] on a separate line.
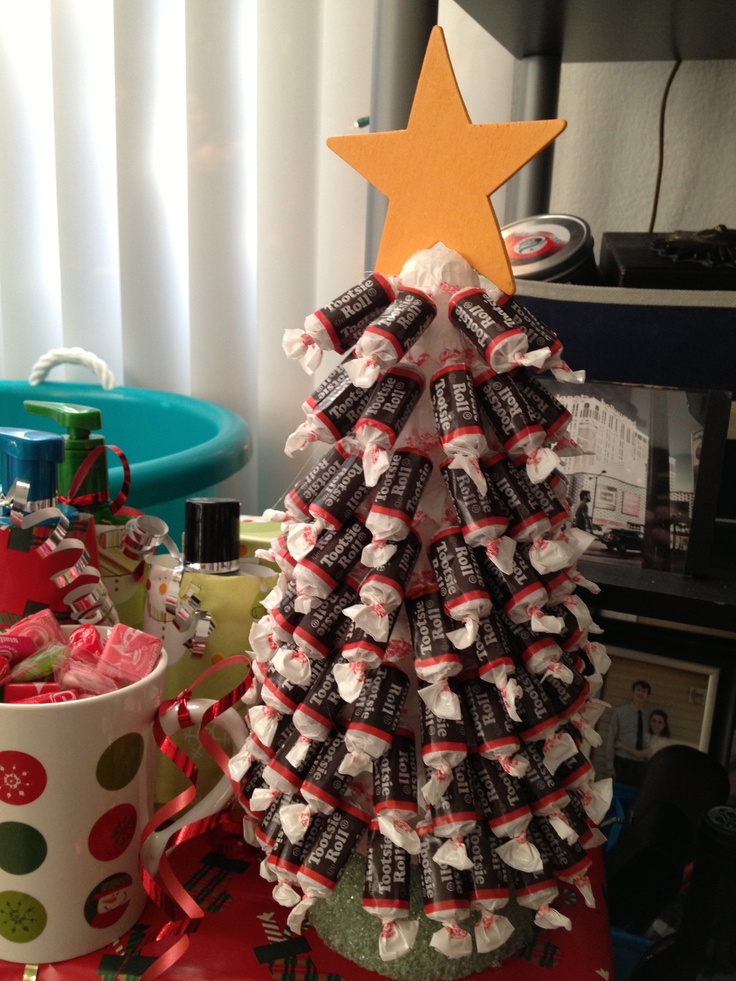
[23, 400, 124, 523]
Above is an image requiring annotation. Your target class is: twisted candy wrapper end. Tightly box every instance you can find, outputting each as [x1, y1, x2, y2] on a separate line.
[379, 918, 419, 962]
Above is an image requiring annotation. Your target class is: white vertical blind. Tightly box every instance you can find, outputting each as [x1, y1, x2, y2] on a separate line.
[51, 1, 123, 373]
[114, 0, 190, 393]
[0, 0, 374, 513]
[0, 2, 63, 379]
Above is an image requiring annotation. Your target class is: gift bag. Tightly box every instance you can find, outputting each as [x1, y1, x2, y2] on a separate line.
[142, 554, 277, 802]
[94, 513, 175, 629]
[0, 511, 116, 627]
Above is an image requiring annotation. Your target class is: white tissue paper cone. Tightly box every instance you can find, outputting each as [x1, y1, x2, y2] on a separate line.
[273, 880, 302, 907]
[534, 905, 572, 931]
[280, 802, 312, 843]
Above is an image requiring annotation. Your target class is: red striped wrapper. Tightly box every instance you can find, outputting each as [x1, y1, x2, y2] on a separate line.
[406, 585, 464, 683]
[474, 368, 545, 460]
[357, 287, 437, 364]
[308, 272, 396, 354]
[428, 526, 491, 625]
[285, 442, 352, 519]
[498, 295, 564, 364]
[419, 830, 471, 920]
[297, 800, 372, 892]
[449, 287, 529, 373]
[482, 453, 551, 542]
[362, 823, 411, 917]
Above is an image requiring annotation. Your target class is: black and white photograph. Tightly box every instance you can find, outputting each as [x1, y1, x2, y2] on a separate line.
[543, 380, 731, 575]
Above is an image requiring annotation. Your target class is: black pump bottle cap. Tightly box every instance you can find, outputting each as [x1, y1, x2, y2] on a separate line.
[184, 497, 241, 574]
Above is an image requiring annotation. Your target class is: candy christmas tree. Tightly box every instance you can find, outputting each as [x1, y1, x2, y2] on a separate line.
[235, 27, 612, 979]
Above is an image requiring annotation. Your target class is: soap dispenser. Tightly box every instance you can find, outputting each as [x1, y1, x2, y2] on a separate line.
[24, 400, 128, 525]
[0, 426, 77, 525]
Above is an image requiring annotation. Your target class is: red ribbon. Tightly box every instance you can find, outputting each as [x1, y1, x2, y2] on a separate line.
[60, 443, 132, 513]
[137, 654, 251, 981]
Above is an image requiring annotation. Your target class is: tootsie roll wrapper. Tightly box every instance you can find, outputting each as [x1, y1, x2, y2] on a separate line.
[266, 810, 329, 907]
[284, 441, 352, 520]
[283, 272, 395, 373]
[449, 286, 548, 373]
[462, 675, 521, 768]
[285, 364, 373, 456]
[292, 651, 347, 741]
[363, 448, 433, 566]
[354, 365, 425, 486]
[280, 727, 354, 840]
[512, 867, 571, 931]
[344, 530, 421, 642]
[291, 574, 359, 660]
[373, 728, 420, 853]
[339, 664, 410, 775]
[294, 516, 370, 612]
[467, 753, 532, 842]
[465, 824, 515, 953]
[363, 824, 419, 962]
[420, 681, 468, 805]
[345, 287, 437, 388]
[499, 294, 584, 384]
[431, 363, 489, 494]
[477, 546, 561, 638]
[406, 585, 464, 685]
[287, 451, 371, 560]
[287, 800, 372, 933]
[430, 757, 479, 870]
[513, 371, 572, 441]
[482, 453, 551, 543]
[439, 459, 515, 574]
[419, 829, 473, 959]
[428, 527, 491, 649]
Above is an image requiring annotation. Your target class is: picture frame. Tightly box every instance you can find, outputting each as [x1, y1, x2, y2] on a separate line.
[588, 615, 733, 779]
[542, 379, 732, 577]
[591, 644, 721, 782]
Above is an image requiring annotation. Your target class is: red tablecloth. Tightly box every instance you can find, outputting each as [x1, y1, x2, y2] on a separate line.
[0, 827, 614, 981]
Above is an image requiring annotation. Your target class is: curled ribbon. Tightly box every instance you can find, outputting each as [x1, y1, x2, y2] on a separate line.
[1, 479, 117, 626]
[137, 654, 251, 981]
[59, 443, 132, 513]
[162, 558, 217, 655]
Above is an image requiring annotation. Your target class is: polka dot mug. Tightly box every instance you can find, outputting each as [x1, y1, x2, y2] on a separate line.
[0, 628, 248, 963]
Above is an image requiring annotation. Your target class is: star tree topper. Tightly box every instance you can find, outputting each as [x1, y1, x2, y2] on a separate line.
[327, 27, 566, 297]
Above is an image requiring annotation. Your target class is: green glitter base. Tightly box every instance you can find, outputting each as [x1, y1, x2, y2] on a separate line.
[308, 855, 534, 981]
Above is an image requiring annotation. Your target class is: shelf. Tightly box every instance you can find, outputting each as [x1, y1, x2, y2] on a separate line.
[455, 0, 736, 62]
[580, 557, 736, 633]
[452, 0, 736, 218]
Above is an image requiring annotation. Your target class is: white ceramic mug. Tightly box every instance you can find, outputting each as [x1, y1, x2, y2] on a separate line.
[0, 632, 248, 964]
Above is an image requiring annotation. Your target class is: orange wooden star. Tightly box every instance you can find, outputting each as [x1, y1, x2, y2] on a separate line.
[327, 26, 566, 296]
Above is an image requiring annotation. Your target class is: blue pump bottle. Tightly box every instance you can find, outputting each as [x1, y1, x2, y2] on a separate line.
[0, 427, 79, 527]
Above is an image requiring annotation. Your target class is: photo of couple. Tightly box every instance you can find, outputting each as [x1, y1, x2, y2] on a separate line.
[606, 679, 673, 788]
[590, 645, 720, 789]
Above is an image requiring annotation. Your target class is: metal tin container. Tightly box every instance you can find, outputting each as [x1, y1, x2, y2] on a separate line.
[502, 214, 600, 285]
